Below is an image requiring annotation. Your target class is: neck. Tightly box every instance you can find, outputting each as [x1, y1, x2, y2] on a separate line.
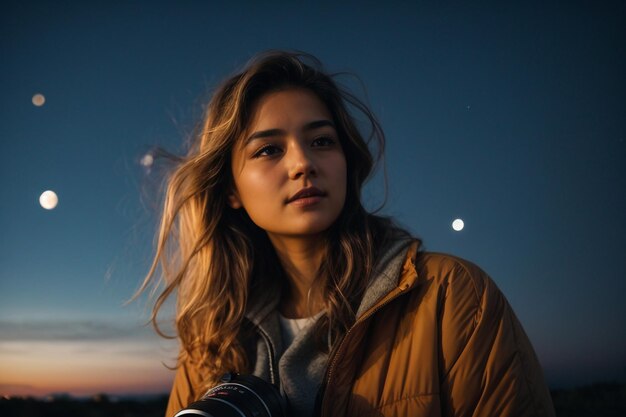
[268, 234, 326, 319]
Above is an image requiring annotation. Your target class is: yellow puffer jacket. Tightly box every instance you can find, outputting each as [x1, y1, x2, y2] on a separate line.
[318, 243, 555, 417]
[166, 242, 555, 417]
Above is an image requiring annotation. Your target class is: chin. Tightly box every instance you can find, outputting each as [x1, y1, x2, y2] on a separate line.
[254, 210, 343, 239]
[296, 222, 339, 237]
[274, 218, 338, 237]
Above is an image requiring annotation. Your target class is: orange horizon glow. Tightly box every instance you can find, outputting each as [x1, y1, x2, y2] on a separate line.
[0, 339, 177, 398]
[0, 377, 172, 398]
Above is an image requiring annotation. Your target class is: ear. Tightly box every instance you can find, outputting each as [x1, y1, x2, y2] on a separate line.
[227, 191, 242, 209]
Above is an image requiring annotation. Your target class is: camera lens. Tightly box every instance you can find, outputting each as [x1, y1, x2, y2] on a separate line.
[174, 373, 287, 417]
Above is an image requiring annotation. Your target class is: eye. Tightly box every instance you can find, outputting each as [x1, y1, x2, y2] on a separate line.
[253, 144, 282, 158]
[311, 135, 336, 147]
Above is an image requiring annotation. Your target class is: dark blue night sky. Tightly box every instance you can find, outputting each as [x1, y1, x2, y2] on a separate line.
[1, 0, 624, 396]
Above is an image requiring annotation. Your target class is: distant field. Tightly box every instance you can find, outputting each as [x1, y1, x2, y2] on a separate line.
[550, 382, 626, 417]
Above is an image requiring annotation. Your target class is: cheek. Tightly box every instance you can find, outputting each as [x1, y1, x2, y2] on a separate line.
[236, 167, 282, 205]
[331, 154, 348, 204]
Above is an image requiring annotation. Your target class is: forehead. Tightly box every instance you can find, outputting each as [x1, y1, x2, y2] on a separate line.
[247, 88, 333, 131]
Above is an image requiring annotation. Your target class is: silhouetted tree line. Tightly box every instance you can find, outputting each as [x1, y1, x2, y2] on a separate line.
[0, 394, 168, 417]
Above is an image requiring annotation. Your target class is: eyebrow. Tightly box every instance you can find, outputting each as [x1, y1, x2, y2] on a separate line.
[245, 119, 335, 145]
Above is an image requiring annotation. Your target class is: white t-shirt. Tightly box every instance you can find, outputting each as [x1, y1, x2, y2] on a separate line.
[278, 314, 316, 347]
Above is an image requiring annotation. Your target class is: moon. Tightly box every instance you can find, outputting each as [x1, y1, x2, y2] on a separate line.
[452, 218, 464, 231]
[32, 93, 46, 107]
[39, 190, 58, 210]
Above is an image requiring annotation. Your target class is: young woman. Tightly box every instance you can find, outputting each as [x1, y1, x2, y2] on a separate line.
[139, 51, 555, 417]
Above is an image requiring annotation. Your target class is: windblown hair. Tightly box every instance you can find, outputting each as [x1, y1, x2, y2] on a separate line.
[138, 50, 409, 390]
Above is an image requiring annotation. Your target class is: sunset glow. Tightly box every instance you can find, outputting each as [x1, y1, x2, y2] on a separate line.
[0, 339, 176, 397]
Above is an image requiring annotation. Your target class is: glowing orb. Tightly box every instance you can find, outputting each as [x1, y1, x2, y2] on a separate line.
[452, 218, 464, 231]
[140, 153, 154, 167]
[39, 190, 58, 210]
[32, 94, 46, 107]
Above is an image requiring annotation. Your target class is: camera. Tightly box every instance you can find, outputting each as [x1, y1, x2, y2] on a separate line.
[174, 373, 288, 417]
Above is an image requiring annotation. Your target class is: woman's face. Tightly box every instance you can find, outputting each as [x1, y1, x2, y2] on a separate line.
[229, 88, 347, 241]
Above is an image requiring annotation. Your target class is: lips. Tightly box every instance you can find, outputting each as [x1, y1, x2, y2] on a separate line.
[287, 186, 326, 203]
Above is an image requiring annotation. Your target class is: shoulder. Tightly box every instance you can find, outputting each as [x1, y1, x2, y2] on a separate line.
[416, 252, 490, 288]
[412, 252, 500, 309]
[409, 252, 510, 355]
[409, 253, 556, 416]
[410, 252, 512, 371]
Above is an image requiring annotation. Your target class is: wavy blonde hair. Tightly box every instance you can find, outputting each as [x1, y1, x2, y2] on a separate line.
[138, 51, 407, 389]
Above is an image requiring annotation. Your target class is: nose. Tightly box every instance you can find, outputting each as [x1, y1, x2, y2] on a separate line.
[287, 141, 317, 180]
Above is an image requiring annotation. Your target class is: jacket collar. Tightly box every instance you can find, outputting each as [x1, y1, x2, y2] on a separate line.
[355, 236, 415, 317]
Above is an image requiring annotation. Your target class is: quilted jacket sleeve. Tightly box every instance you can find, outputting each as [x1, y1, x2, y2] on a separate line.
[165, 355, 203, 417]
[438, 259, 555, 417]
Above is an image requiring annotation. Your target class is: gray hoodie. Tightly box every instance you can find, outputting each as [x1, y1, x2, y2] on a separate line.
[243, 236, 414, 416]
